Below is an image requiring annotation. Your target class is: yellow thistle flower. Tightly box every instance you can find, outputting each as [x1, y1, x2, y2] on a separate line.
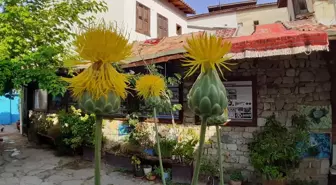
[135, 75, 166, 99]
[75, 21, 133, 63]
[62, 21, 132, 100]
[183, 32, 233, 77]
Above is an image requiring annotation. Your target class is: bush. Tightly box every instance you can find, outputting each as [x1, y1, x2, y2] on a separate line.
[58, 106, 96, 149]
[249, 115, 309, 180]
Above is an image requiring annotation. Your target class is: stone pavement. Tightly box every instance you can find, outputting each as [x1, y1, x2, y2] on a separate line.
[0, 125, 162, 185]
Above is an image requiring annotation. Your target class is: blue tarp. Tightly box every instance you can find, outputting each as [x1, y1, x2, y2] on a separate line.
[0, 95, 20, 125]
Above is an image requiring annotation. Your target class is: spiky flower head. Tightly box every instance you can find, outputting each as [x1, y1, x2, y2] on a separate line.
[63, 21, 132, 100]
[135, 74, 166, 99]
[183, 32, 233, 77]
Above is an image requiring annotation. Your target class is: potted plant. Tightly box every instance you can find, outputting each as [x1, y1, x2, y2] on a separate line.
[154, 166, 171, 181]
[200, 157, 219, 185]
[171, 129, 199, 184]
[143, 164, 152, 175]
[132, 155, 144, 177]
[249, 115, 309, 185]
[146, 172, 157, 181]
[229, 171, 244, 185]
[154, 138, 177, 158]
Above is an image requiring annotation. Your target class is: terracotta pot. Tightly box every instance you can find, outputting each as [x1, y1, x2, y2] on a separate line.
[262, 179, 286, 185]
[229, 180, 242, 185]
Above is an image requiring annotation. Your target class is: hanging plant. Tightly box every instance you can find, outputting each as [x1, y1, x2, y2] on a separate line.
[62, 21, 133, 185]
[135, 74, 168, 185]
[183, 32, 233, 185]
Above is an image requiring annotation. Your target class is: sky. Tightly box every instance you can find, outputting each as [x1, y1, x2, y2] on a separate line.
[184, 0, 277, 14]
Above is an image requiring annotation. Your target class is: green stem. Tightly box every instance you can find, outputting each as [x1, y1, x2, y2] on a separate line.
[154, 108, 166, 185]
[191, 117, 207, 185]
[94, 116, 103, 185]
[216, 125, 224, 185]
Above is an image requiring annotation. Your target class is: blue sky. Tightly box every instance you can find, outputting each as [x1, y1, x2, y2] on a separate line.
[184, 0, 277, 14]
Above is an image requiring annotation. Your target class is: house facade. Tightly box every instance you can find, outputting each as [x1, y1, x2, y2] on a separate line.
[186, 1, 290, 36]
[95, 0, 195, 42]
[278, 0, 336, 26]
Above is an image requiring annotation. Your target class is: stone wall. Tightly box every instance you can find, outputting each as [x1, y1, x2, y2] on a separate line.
[182, 53, 332, 184]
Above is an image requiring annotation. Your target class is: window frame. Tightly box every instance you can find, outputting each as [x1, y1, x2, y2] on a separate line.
[157, 13, 168, 38]
[136, 2, 151, 36]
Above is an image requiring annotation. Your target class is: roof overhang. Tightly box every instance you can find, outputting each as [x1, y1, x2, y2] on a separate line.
[208, 0, 256, 12]
[167, 0, 196, 14]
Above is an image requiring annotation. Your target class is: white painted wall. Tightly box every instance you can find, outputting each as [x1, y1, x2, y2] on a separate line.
[187, 13, 238, 33]
[118, 0, 188, 41]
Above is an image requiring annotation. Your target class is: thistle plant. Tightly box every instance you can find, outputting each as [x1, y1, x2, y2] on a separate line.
[135, 74, 167, 185]
[184, 33, 233, 185]
[63, 21, 132, 185]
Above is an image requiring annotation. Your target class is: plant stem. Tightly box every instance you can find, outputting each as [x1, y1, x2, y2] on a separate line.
[94, 115, 103, 185]
[216, 125, 224, 185]
[191, 117, 207, 185]
[154, 108, 166, 185]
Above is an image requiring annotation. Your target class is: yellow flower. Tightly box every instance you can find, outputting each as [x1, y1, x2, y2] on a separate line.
[135, 75, 166, 99]
[62, 21, 132, 100]
[75, 21, 133, 63]
[183, 32, 233, 77]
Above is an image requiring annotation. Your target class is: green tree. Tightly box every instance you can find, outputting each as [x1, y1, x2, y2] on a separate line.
[0, 0, 107, 96]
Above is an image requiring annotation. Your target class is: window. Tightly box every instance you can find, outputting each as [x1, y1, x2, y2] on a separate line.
[293, 0, 309, 17]
[136, 2, 150, 36]
[157, 13, 168, 38]
[176, 24, 182, 35]
[33, 89, 48, 111]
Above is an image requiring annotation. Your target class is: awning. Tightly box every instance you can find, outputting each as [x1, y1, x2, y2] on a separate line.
[228, 23, 329, 59]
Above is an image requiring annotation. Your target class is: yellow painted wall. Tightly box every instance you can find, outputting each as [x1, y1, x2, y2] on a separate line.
[314, 1, 335, 26]
[236, 5, 290, 36]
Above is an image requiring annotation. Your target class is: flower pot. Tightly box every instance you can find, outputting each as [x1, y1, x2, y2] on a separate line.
[229, 180, 242, 185]
[164, 172, 170, 180]
[82, 146, 94, 161]
[172, 163, 193, 184]
[134, 168, 144, 177]
[262, 179, 286, 185]
[146, 175, 156, 181]
[143, 165, 152, 175]
[104, 152, 133, 171]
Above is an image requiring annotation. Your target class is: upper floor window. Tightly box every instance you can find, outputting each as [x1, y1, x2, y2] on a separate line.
[176, 24, 182, 35]
[157, 13, 168, 38]
[293, 0, 309, 17]
[136, 2, 150, 36]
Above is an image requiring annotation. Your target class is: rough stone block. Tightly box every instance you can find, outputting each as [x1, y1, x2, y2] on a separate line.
[227, 144, 238, 151]
[286, 69, 296, 77]
[300, 86, 315, 94]
[315, 69, 330, 82]
[243, 132, 253, 139]
[319, 92, 330, 100]
[275, 99, 285, 110]
[300, 71, 314, 82]
[279, 88, 291, 95]
[261, 111, 273, 118]
[239, 156, 249, 164]
[257, 118, 266, 126]
[283, 77, 294, 84]
[264, 103, 271, 110]
[320, 159, 330, 175]
[234, 127, 245, 132]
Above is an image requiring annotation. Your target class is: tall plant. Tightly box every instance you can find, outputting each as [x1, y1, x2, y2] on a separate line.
[184, 33, 233, 185]
[135, 74, 167, 185]
[63, 21, 133, 185]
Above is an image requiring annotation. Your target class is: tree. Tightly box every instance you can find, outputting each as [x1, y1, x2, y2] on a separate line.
[0, 0, 107, 96]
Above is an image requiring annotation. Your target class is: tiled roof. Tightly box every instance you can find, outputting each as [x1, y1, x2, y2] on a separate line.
[168, 0, 195, 14]
[124, 28, 238, 67]
[188, 2, 277, 20]
[282, 19, 336, 36]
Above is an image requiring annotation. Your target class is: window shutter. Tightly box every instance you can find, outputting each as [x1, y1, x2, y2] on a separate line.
[136, 2, 150, 36]
[145, 7, 150, 35]
[136, 3, 142, 32]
